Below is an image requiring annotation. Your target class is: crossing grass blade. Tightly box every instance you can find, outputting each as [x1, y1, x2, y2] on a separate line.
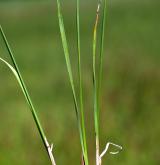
[0, 57, 23, 85]
[76, 0, 89, 164]
[0, 26, 56, 165]
[56, 0, 86, 162]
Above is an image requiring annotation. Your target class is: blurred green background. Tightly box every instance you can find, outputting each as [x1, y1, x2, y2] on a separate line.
[0, 0, 160, 164]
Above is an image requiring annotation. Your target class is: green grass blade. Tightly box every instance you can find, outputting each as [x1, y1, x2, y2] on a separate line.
[76, 0, 89, 164]
[56, 0, 85, 160]
[0, 25, 44, 142]
[0, 26, 56, 165]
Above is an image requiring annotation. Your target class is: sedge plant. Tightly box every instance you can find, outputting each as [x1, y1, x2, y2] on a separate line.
[0, 0, 122, 164]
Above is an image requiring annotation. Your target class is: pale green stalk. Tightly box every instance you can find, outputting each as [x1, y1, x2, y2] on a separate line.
[76, 0, 89, 164]
[93, 0, 103, 164]
[0, 26, 56, 165]
[93, 0, 107, 164]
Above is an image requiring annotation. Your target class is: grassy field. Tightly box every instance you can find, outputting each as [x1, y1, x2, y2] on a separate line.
[0, 0, 160, 164]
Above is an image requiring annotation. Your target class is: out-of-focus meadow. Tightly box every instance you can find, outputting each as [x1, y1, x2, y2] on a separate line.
[0, 0, 160, 164]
